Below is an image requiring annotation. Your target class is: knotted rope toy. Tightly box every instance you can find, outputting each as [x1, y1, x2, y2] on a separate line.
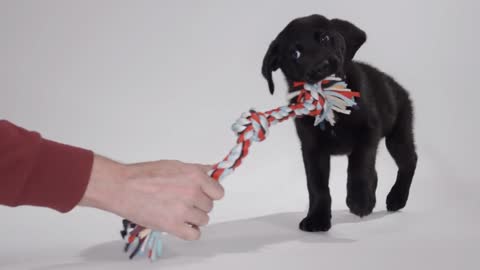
[119, 75, 360, 260]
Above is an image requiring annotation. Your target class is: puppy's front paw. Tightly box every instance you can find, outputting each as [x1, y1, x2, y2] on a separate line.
[386, 186, 409, 212]
[347, 190, 376, 217]
[299, 215, 331, 232]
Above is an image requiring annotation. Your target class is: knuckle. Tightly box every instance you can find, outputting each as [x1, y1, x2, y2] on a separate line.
[206, 200, 214, 212]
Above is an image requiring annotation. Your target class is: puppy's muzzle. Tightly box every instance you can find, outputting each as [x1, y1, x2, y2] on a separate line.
[306, 59, 338, 83]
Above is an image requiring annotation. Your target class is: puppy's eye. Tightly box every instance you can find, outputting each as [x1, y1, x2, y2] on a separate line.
[321, 34, 331, 43]
[315, 32, 331, 44]
[292, 50, 301, 59]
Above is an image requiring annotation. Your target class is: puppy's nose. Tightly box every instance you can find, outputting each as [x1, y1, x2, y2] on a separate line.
[306, 59, 332, 83]
[314, 59, 330, 74]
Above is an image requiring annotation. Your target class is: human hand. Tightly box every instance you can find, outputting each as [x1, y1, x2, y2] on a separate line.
[79, 156, 224, 240]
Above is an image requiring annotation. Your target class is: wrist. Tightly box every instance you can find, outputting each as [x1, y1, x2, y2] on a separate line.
[79, 155, 128, 211]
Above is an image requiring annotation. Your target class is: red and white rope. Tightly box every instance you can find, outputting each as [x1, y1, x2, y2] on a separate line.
[120, 75, 360, 260]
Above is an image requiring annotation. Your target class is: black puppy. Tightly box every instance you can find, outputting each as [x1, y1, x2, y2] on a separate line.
[262, 15, 417, 232]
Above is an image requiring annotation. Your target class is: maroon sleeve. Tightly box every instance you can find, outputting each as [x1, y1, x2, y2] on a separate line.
[0, 120, 94, 213]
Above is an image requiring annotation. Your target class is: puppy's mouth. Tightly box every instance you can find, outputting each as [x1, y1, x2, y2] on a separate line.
[304, 72, 335, 85]
[304, 58, 342, 84]
[305, 76, 331, 85]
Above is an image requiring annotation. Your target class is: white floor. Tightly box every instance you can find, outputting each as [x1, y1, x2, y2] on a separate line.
[2, 145, 479, 270]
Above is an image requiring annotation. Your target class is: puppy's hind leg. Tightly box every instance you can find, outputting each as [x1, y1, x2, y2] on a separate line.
[386, 101, 418, 211]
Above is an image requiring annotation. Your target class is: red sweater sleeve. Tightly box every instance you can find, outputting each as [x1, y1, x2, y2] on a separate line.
[0, 120, 94, 213]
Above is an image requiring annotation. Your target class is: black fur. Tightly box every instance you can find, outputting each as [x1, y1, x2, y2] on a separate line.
[262, 15, 417, 232]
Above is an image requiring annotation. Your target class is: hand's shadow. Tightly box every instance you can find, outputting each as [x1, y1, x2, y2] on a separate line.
[80, 210, 391, 267]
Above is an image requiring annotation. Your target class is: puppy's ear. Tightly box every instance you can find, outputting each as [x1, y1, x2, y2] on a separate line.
[330, 19, 366, 60]
[262, 40, 280, 95]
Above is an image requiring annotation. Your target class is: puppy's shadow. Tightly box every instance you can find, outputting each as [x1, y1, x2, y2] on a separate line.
[80, 210, 390, 266]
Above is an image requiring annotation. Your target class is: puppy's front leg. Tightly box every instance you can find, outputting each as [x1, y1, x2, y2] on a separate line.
[299, 146, 332, 232]
[346, 145, 378, 217]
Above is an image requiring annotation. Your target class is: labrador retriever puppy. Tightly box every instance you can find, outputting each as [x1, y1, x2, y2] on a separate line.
[262, 15, 417, 232]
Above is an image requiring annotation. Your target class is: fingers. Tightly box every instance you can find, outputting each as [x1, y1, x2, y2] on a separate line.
[171, 207, 207, 241]
[118, 160, 224, 243]
[161, 204, 207, 241]
[196, 164, 213, 174]
[190, 163, 224, 201]
[174, 223, 201, 241]
[185, 207, 209, 227]
[189, 190, 214, 212]
[200, 178, 224, 200]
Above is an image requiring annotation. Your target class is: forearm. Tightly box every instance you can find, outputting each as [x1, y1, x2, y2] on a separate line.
[0, 120, 94, 212]
[0, 120, 224, 241]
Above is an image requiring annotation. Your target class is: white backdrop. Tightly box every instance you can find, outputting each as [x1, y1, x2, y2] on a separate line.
[1, 1, 479, 269]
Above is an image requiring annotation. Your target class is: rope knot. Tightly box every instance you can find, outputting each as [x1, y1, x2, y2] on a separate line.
[291, 77, 360, 126]
[232, 109, 269, 142]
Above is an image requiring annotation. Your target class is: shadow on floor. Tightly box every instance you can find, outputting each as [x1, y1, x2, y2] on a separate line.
[77, 210, 391, 267]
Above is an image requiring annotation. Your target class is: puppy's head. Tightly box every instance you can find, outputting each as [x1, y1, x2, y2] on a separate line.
[262, 15, 366, 94]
